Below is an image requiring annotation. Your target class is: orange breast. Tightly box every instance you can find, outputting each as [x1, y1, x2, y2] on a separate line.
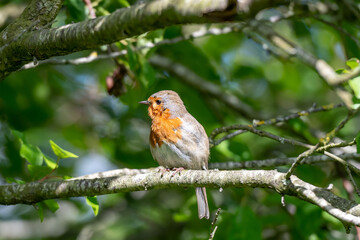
[149, 109, 182, 147]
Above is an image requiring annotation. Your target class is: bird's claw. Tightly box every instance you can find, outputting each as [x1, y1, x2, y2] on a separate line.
[158, 167, 170, 178]
[171, 167, 184, 177]
[157, 167, 184, 177]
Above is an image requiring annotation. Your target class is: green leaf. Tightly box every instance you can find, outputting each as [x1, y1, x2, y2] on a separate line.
[228, 141, 252, 161]
[335, 68, 348, 74]
[5, 177, 25, 184]
[36, 203, 44, 222]
[126, 44, 138, 72]
[322, 211, 342, 226]
[28, 165, 53, 179]
[217, 207, 262, 239]
[157, 40, 220, 81]
[349, 76, 360, 99]
[356, 132, 360, 154]
[163, 25, 182, 39]
[144, 29, 164, 42]
[288, 119, 318, 143]
[11, 129, 25, 143]
[139, 60, 156, 88]
[44, 155, 58, 169]
[117, 0, 130, 7]
[173, 212, 191, 222]
[20, 143, 43, 166]
[346, 58, 360, 70]
[120, 83, 147, 109]
[44, 199, 60, 213]
[235, 207, 262, 240]
[64, 0, 87, 23]
[294, 205, 323, 238]
[49, 140, 78, 159]
[86, 196, 99, 216]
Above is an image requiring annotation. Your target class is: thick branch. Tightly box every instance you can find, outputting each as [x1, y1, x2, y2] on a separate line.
[0, 0, 230, 79]
[0, 0, 288, 80]
[1, 169, 360, 226]
[0, 0, 63, 44]
[68, 153, 360, 174]
[20, 24, 243, 70]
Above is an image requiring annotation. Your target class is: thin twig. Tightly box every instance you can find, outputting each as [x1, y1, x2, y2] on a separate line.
[252, 22, 358, 105]
[312, 16, 360, 48]
[211, 130, 247, 146]
[213, 126, 311, 148]
[212, 124, 312, 149]
[285, 143, 320, 179]
[324, 151, 360, 197]
[345, 165, 360, 197]
[285, 108, 359, 179]
[210, 103, 345, 145]
[321, 109, 360, 144]
[246, 31, 290, 62]
[209, 208, 221, 240]
[38, 157, 61, 182]
[208, 153, 360, 170]
[317, 139, 356, 152]
[343, 0, 360, 21]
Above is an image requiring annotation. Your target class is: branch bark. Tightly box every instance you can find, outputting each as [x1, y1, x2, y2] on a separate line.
[0, 0, 63, 44]
[0, 0, 231, 79]
[0, 0, 289, 80]
[20, 24, 242, 70]
[1, 168, 360, 226]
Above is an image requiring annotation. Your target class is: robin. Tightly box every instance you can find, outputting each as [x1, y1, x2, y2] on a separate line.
[140, 90, 210, 219]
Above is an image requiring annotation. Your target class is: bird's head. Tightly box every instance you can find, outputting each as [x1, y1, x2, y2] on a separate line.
[139, 90, 187, 119]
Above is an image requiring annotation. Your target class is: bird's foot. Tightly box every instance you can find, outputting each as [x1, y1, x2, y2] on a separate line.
[171, 167, 184, 177]
[158, 167, 171, 177]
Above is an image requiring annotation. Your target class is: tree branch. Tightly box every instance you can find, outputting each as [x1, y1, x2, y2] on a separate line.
[285, 143, 320, 178]
[1, 168, 360, 226]
[65, 152, 360, 175]
[210, 103, 345, 145]
[149, 55, 255, 118]
[19, 24, 244, 71]
[209, 153, 360, 170]
[0, 0, 290, 80]
[0, 0, 63, 44]
[0, 0, 232, 79]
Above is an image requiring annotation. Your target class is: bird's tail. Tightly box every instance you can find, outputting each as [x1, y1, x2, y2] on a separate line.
[195, 187, 209, 219]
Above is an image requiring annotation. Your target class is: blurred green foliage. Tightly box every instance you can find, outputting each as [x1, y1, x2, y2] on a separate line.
[1, 0, 360, 240]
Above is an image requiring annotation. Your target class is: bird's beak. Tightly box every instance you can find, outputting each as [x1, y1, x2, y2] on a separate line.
[139, 100, 149, 105]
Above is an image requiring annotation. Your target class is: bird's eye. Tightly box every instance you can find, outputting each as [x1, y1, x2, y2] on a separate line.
[156, 100, 161, 105]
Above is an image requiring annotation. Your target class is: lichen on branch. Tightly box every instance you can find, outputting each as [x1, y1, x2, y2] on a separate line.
[1, 168, 360, 227]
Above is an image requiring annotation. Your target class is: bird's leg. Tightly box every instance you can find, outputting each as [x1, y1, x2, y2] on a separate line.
[171, 167, 184, 177]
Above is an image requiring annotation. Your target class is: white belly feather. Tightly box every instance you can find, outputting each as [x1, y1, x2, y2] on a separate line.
[150, 141, 192, 169]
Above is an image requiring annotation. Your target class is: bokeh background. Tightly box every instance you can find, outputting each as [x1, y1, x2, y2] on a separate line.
[1, 0, 360, 239]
